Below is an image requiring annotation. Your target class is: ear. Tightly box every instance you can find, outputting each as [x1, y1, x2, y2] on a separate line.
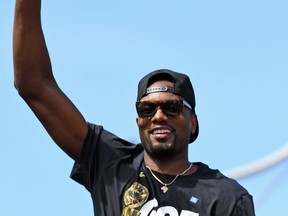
[190, 114, 197, 134]
[136, 117, 139, 125]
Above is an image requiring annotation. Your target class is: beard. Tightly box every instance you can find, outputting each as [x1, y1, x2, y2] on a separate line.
[142, 137, 177, 160]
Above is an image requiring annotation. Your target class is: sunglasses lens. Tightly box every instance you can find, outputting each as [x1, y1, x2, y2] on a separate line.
[161, 100, 183, 118]
[136, 100, 184, 119]
[136, 102, 157, 118]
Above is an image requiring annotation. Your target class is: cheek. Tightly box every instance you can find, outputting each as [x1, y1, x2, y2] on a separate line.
[136, 117, 142, 127]
[137, 118, 150, 142]
[136, 118, 148, 130]
[181, 112, 194, 132]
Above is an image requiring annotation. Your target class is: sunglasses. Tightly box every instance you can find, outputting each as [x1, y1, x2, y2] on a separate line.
[136, 100, 192, 119]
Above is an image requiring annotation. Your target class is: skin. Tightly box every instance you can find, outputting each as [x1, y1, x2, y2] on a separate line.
[12, 2, 254, 215]
[137, 81, 198, 175]
[13, 0, 197, 175]
[13, 0, 88, 162]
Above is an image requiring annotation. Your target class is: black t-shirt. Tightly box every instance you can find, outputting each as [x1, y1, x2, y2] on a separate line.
[71, 123, 255, 216]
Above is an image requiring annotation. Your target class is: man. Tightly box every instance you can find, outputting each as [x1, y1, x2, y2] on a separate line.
[13, 0, 255, 215]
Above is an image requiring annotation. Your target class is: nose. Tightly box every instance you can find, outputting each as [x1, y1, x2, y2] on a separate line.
[150, 106, 168, 121]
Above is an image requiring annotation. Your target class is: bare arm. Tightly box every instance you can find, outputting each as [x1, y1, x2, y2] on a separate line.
[13, 0, 88, 162]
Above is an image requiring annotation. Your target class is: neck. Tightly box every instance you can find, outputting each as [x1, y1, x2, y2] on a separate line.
[144, 153, 194, 176]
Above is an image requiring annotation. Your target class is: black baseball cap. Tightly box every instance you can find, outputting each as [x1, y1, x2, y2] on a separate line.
[137, 69, 199, 143]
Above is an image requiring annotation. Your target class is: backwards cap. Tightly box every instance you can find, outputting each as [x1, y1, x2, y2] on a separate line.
[137, 69, 199, 143]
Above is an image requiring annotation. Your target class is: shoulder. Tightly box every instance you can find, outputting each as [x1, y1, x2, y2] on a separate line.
[195, 162, 249, 196]
[85, 122, 143, 152]
[194, 162, 255, 215]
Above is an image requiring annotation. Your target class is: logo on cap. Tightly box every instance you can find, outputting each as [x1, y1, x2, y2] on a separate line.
[146, 85, 174, 94]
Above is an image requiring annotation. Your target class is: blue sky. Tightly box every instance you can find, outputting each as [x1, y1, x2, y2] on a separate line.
[1, 0, 288, 215]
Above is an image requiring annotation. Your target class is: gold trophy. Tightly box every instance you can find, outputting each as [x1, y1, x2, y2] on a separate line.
[122, 182, 149, 216]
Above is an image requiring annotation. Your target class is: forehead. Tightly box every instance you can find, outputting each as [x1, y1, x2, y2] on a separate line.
[140, 81, 182, 101]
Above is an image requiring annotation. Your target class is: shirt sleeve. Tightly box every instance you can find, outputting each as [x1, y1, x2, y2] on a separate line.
[231, 194, 256, 216]
[70, 122, 141, 191]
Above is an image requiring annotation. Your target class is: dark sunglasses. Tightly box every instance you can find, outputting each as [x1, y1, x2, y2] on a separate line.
[136, 100, 192, 119]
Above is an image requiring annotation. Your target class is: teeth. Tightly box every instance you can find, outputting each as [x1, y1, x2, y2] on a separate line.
[153, 129, 171, 134]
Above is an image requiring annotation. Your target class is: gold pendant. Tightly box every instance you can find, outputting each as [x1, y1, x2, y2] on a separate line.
[161, 185, 169, 193]
[139, 172, 145, 178]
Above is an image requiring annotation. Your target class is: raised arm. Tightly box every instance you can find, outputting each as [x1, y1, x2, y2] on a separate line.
[13, 0, 88, 162]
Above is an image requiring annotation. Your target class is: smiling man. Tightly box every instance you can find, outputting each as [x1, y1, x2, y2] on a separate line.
[13, 0, 255, 215]
[70, 70, 255, 215]
[136, 72, 198, 164]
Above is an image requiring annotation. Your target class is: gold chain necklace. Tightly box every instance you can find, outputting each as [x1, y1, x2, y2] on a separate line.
[146, 163, 193, 193]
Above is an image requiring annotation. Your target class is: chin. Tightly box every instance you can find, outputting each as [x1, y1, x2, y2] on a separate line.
[149, 142, 176, 158]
